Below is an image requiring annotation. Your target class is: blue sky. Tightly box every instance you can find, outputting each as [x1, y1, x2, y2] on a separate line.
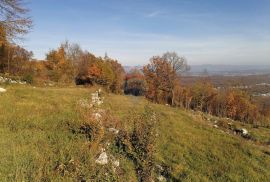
[23, 0, 270, 66]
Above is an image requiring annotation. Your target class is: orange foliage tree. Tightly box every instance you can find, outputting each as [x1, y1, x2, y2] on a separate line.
[124, 68, 146, 96]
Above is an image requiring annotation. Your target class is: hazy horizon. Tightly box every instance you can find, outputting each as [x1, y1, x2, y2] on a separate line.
[23, 0, 270, 66]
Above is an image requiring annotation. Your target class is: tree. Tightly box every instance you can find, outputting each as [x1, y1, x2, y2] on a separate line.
[61, 41, 83, 68]
[109, 59, 125, 94]
[0, 0, 32, 42]
[162, 52, 190, 75]
[0, 43, 32, 74]
[143, 52, 190, 105]
[75, 50, 126, 92]
[189, 81, 217, 112]
[143, 56, 179, 105]
[45, 45, 75, 83]
[124, 68, 146, 96]
[0, 0, 32, 74]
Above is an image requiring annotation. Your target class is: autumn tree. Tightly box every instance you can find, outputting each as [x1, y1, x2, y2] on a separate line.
[7, 44, 32, 74]
[45, 45, 75, 83]
[143, 52, 189, 105]
[0, 0, 32, 41]
[0, 43, 32, 74]
[61, 41, 84, 76]
[224, 89, 259, 123]
[143, 57, 175, 104]
[75, 51, 125, 92]
[124, 68, 146, 96]
[109, 59, 125, 94]
[0, 0, 32, 74]
[173, 86, 193, 108]
[189, 81, 217, 112]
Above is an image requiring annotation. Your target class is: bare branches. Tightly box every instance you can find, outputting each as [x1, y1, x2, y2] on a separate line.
[0, 0, 32, 42]
[162, 52, 190, 75]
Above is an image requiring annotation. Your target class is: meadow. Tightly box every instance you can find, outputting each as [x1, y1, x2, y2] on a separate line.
[0, 84, 269, 181]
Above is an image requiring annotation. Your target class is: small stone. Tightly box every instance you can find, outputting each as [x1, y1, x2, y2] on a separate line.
[241, 128, 248, 135]
[112, 159, 119, 167]
[95, 152, 108, 165]
[108, 128, 119, 134]
[0, 87, 7, 93]
[157, 175, 166, 182]
[156, 164, 164, 171]
[93, 113, 102, 120]
[213, 124, 218, 128]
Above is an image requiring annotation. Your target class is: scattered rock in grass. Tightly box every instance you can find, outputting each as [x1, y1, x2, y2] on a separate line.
[234, 128, 248, 135]
[93, 112, 102, 120]
[78, 99, 92, 108]
[157, 175, 166, 182]
[91, 90, 103, 106]
[213, 124, 218, 128]
[0, 76, 26, 84]
[108, 128, 119, 134]
[112, 159, 120, 167]
[95, 150, 108, 165]
[241, 128, 248, 136]
[233, 128, 251, 138]
[0, 87, 7, 93]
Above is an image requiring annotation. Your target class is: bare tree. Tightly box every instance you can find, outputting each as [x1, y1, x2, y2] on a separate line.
[0, 0, 32, 42]
[62, 40, 84, 65]
[162, 52, 190, 75]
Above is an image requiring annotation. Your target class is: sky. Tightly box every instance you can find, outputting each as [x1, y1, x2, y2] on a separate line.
[23, 0, 270, 66]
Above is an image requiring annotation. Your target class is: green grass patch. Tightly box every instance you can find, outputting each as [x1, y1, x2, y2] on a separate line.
[0, 85, 269, 181]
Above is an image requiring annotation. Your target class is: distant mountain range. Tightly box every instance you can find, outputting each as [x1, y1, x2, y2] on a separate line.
[124, 65, 270, 76]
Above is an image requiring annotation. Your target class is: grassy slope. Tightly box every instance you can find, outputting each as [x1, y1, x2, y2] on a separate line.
[0, 85, 269, 181]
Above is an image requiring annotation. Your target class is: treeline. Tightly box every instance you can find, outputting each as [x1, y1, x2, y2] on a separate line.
[125, 52, 269, 126]
[42, 42, 125, 93]
[0, 40, 125, 93]
[1, 37, 269, 125]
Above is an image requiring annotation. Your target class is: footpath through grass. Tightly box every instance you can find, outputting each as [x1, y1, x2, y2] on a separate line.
[0, 85, 269, 181]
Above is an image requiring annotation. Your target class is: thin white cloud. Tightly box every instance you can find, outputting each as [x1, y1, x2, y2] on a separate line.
[146, 11, 161, 18]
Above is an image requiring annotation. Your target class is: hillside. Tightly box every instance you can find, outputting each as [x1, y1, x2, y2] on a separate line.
[0, 85, 269, 181]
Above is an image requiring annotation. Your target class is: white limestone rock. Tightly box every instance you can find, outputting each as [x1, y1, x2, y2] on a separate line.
[108, 128, 119, 134]
[0, 87, 7, 93]
[112, 159, 120, 167]
[95, 152, 108, 165]
[157, 175, 166, 182]
[241, 128, 248, 135]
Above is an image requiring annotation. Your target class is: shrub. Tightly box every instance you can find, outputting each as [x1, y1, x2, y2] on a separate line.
[22, 73, 34, 84]
[115, 106, 158, 182]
